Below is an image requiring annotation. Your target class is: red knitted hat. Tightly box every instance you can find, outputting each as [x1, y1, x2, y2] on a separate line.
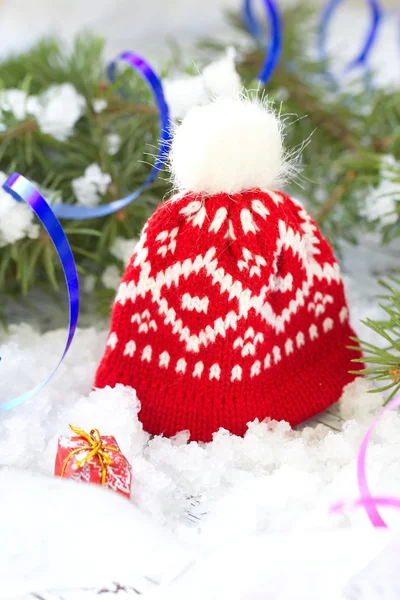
[95, 97, 362, 442]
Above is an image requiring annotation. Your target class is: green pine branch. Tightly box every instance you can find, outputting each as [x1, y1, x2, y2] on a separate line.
[220, 3, 400, 245]
[2, 3, 400, 333]
[0, 34, 168, 322]
[351, 272, 400, 403]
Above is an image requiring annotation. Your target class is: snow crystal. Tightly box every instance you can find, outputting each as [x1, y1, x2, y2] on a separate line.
[1, 306, 400, 556]
[92, 98, 108, 113]
[0, 84, 85, 140]
[110, 236, 138, 266]
[82, 274, 96, 294]
[101, 264, 122, 290]
[0, 468, 192, 599]
[0, 172, 40, 247]
[2, 260, 400, 594]
[0, 88, 40, 121]
[362, 180, 399, 226]
[157, 529, 396, 600]
[361, 155, 400, 226]
[99, 238, 139, 289]
[1, 1, 400, 593]
[201, 47, 241, 98]
[106, 132, 121, 155]
[164, 75, 207, 121]
[72, 163, 112, 206]
[3, 472, 395, 600]
[34, 83, 86, 140]
[163, 49, 241, 120]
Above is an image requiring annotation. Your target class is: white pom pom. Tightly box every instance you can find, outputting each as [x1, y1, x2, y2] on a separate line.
[170, 96, 285, 195]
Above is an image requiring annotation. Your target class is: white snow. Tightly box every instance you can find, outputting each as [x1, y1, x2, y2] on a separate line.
[360, 155, 400, 226]
[110, 236, 139, 266]
[362, 182, 399, 226]
[0, 172, 40, 247]
[0, 83, 86, 141]
[101, 264, 123, 289]
[106, 132, 121, 155]
[0, 89, 41, 121]
[154, 529, 398, 600]
[2, 206, 397, 594]
[72, 163, 112, 207]
[2, 301, 400, 598]
[93, 98, 108, 113]
[163, 49, 241, 121]
[1, 1, 400, 595]
[33, 83, 86, 140]
[163, 74, 208, 122]
[0, 468, 193, 599]
[1, 272, 400, 554]
[1, 466, 396, 599]
[100, 238, 139, 289]
[0, 171, 65, 248]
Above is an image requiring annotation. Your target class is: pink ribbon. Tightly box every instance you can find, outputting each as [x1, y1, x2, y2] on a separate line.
[332, 496, 400, 516]
[356, 394, 400, 527]
[335, 394, 400, 528]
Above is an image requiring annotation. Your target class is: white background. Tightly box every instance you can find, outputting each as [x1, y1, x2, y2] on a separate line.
[0, 0, 398, 65]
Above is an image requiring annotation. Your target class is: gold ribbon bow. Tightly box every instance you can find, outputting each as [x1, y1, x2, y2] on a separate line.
[61, 425, 119, 486]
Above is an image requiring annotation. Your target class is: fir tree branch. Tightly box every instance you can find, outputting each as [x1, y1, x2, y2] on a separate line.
[2, 3, 400, 327]
[272, 68, 360, 152]
[316, 171, 356, 222]
[104, 100, 158, 116]
[352, 273, 400, 404]
[233, 3, 400, 243]
[0, 119, 38, 142]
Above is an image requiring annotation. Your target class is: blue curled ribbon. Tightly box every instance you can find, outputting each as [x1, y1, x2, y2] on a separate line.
[318, 0, 383, 83]
[52, 51, 171, 220]
[0, 173, 79, 413]
[0, 52, 170, 411]
[242, 0, 283, 84]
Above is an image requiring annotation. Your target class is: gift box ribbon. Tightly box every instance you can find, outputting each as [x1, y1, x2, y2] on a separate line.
[61, 425, 119, 486]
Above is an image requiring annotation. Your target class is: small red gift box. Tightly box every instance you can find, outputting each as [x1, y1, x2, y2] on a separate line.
[55, 425, 132, 499]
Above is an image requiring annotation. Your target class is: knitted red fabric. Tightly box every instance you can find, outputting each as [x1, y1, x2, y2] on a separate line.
[94, 188, 362, 442]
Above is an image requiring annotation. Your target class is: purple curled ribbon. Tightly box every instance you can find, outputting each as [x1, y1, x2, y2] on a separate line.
[242, 0, 283, 84]
[51, 51, 171, 220]
[332, 496, 400, 517]
[355, 394, 400, 528]
[318, 0, 383, 84]
[0, 174, 79, 412]
[331, 394, 400, 528]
